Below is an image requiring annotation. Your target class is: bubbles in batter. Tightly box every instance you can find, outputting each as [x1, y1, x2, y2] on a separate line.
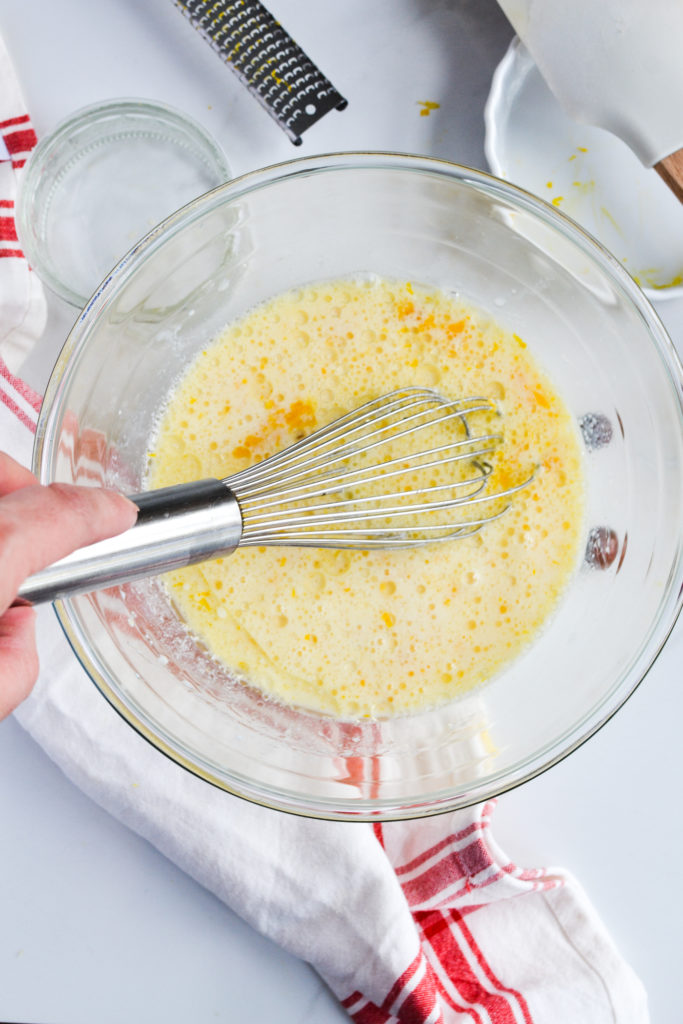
[147, 277, 585, 719]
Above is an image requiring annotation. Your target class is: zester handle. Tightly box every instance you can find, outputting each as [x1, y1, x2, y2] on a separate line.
[16, 479, 243, 606]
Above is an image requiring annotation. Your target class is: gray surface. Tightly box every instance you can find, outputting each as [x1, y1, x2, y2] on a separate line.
[0, 2, 681, 1022]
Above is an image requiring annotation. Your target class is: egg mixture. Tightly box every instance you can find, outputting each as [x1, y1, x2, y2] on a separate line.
[147, 278, 585, 718]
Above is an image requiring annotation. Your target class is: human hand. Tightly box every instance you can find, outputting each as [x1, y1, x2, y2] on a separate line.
[0, 452, 138, 720]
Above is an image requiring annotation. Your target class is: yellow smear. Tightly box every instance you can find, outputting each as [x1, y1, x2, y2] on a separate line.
[599, 206, 622, 233]
[417, 100, 440, 117]
[633, 268, 683, 291]
[651, 273, 683, 290]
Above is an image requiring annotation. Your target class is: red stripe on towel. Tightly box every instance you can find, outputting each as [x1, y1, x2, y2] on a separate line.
[0, 216, 18, 241]
[0, 358, 42, 412]
[0, 113, 30, 130]
[395, 821, 483, 876]
[0, 385, 36, 432]
[352, 1001, 392, 1024]
[450, 910, 533, 1024]
[423, 914, 519, 1024]
[2, 126, 37, 154]
[388, 960, 441, 1024]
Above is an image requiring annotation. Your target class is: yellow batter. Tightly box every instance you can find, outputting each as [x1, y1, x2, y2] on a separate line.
[147, 278, 585, 718]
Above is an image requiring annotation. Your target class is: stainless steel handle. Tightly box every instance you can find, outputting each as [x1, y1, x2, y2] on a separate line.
[17, 479, 243, 605]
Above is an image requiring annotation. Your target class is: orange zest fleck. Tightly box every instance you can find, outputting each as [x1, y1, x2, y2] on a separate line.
[445, 319, 466, 338]
[231, 400, 317, 460]
[531, 389, 551, 409]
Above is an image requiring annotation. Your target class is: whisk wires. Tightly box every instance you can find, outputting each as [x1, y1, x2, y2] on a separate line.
[225, 387, 534, 548]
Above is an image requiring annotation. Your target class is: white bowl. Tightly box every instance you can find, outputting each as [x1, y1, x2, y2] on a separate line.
[485, 38, 683, 301]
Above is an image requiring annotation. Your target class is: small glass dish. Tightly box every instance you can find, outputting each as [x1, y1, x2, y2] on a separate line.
[17, 98, 231, 308]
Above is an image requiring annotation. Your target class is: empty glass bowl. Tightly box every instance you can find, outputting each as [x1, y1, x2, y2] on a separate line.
[17, 99, 231, 307]
[33, 153, 683, 820]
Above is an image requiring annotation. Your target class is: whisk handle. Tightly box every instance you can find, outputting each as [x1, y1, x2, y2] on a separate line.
[16, 479, 243, 606]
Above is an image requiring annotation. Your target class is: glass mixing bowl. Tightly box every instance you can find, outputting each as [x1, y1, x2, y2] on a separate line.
[34, 153, 683, 820]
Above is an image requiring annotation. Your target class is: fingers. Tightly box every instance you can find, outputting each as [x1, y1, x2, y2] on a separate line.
[0, 604, 39, 719]
[0, 458, 139, 717]
[0, 482, 139, 611]
[0, 457, 41, 718]
[0, 451, 37, 497]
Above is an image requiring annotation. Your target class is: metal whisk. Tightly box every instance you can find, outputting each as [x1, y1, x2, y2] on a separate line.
[18, 388, 534, 604]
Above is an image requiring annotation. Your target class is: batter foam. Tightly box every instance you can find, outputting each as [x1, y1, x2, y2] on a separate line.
[147, 278, 585, 718]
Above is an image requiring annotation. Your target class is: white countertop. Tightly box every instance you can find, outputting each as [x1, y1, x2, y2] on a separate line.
[0, 2, 681, 1022]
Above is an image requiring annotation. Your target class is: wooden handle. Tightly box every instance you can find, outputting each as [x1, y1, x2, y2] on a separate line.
[654, 148, 683, 204]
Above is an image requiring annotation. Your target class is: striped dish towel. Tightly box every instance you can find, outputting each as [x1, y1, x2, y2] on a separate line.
[0, 36, 648, 1024]
[0, 33, 45, 376]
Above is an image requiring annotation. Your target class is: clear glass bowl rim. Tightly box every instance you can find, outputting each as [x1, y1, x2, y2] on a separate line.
[32, 151, 683, 821]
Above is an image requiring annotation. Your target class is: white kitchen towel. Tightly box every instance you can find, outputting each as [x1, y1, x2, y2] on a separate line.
[0, 34, 648, 1024]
